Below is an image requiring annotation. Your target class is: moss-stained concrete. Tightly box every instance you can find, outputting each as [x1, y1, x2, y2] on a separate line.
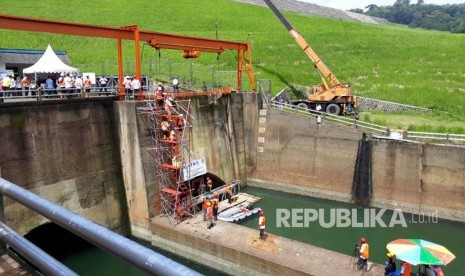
[0, 100, 128, 235]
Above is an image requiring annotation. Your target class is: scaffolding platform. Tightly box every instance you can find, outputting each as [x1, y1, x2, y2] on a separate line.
[137, 98, 195, 225]
[160, 163, 180, 170]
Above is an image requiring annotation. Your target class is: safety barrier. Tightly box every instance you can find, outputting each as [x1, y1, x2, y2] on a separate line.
[270, 102, 465, 144]
[0, 87, 118, 102]
[0, 177, 201, 276]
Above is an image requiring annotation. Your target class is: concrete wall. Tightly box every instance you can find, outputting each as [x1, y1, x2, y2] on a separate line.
[116, 93, 259, 240]
[370, 140, 465, 221]
[249, 109, 362, 202]
[248, 108, 465, 221]
[0, 101, 128, 235]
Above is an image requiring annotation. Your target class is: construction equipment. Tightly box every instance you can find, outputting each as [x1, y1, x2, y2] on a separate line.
[263, 0, 358, 115]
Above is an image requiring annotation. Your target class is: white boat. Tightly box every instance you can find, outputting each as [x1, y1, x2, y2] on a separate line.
[217, 202, 261, 223]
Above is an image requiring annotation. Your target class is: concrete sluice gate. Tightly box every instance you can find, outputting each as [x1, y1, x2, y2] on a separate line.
[0, 93, 464, 275]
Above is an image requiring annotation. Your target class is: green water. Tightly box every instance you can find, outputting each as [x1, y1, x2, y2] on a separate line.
[240, 187, 464, 275]
[61, 242, 225, 275]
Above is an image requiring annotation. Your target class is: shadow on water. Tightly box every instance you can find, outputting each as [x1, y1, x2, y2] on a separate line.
[240, 186, 464, 275]
[21, 222, 226, 275]
[352, 135, 372, 205]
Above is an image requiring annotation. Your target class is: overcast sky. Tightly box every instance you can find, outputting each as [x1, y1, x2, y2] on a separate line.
[298, 0, 465, 10]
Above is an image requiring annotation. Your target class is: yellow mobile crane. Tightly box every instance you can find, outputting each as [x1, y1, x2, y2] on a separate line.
[264, 0, 358, 115]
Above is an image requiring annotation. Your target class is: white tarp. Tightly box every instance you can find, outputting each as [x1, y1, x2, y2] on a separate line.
[23, 44, 78, 74]
[182, 158, 207, 182]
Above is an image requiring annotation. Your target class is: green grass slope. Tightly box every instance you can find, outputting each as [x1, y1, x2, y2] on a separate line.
[1, 0, 465, 131]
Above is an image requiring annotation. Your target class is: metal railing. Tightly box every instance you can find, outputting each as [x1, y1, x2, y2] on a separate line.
[0, 222, 78, 275]
[0, 177, 201, 276]
[403, 131, 465, 143]
[269, 102, 465, 144]
[0, 87, 118, 103]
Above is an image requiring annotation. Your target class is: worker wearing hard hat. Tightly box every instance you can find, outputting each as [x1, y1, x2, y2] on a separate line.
[213, 194, 219, 221]
[384, 252, 396, 276]
[258, 210, 266, 239]
[357, 237, 369, 271]
[206, 199, 214, 229]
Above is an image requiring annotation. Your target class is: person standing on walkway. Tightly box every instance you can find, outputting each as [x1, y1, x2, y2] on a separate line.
[206, 176, 213, 193]
[0, 77, 3, 103]
[74, 75, 83, 97]
[357, 237, 369, 271]
[64, 74, 72, 98]
[206, 200, 214, 229]
[98, 76, 108, 95]
[172, 76, 179, 92]
[131, 76, 141, 99]
[9, 75, 16, 97]
[2, 75, 10, 97]
[84, 75, 92, 98]
[258, 211, 266, 239]
[202, 197, 208, 221]
[123, 76, 132, 99]
[22, 75, 31, 97]
[45, 75, 54, 96]
[226, 182, 232, 204]
[213, 194, 219, 221]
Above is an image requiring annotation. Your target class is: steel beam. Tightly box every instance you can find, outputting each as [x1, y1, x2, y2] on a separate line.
[0, 14, 249, 51]
[0, 178, 201, 276]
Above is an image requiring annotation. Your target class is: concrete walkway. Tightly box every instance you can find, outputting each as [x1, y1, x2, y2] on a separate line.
[0, 254, 31, 275]
[151, 213, 384, 275]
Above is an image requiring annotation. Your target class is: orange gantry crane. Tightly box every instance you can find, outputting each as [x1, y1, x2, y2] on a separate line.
[0, 14, 256, 99]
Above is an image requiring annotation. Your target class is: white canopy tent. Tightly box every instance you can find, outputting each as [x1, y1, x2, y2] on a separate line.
[23, 44, 78, 75]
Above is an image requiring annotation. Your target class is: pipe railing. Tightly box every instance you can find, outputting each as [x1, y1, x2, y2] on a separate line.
[0, 222, 78, 276]
[0, 177, 201, 276]
[269, 101, 465, 144]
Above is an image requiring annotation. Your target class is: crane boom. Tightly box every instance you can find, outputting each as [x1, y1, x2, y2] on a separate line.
[263, 0, 342, 89]
[262, 0, 357, 115]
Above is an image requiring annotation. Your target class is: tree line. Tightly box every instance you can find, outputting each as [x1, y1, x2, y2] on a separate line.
[350, 0, 465, 33]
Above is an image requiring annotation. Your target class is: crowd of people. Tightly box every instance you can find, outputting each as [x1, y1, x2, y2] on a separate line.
[0, 73, 149, 102]
[201, 181, 249, 230]
[0, 74, 31, 102]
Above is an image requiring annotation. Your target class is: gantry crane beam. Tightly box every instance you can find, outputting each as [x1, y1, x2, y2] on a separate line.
[0, 14, 255, 99]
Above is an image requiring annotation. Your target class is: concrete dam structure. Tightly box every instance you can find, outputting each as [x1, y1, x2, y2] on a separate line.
[0, 94, 464, 274]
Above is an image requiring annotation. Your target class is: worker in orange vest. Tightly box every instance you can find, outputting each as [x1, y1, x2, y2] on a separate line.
[213, 194, 219, 221]
[400, 261, 412, 276]
[258, 211, 266, 239]
[226, 182, 232, 204]
[357, 237, 370, 271]
[206, 199, 214, 229]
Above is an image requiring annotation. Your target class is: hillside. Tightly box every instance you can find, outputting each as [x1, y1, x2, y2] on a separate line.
[1, 0, 465, 132]
[232, 0, 387, 24]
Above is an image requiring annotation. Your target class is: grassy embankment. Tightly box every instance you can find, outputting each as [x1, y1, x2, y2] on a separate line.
[2, 0, 465, 132]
